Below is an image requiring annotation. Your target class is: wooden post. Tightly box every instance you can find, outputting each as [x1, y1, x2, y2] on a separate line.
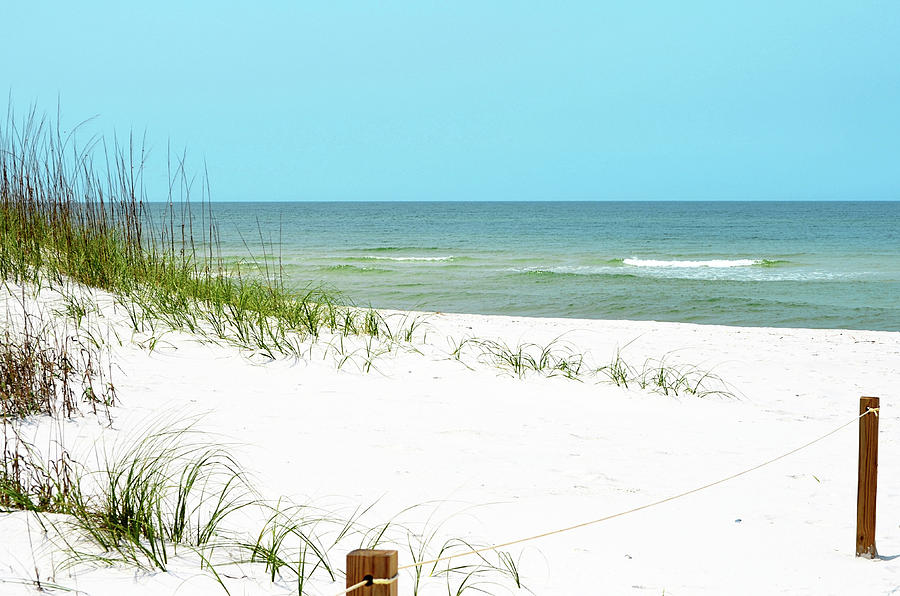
[856, 396, 880, 558]
[346, 549, 398, 595]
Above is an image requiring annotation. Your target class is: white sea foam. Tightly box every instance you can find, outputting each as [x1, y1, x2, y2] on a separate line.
[365, 255, 455, 262]
[623, 258, 761, 268]
[506, 263, 838, 281]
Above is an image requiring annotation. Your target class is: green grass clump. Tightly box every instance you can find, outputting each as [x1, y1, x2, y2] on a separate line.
[636, 356, 732, 398]
[0, 316, 115, 420]
[471, 338, 586, 380]
[44, 423, 528, 594]
[0, 108, 424, 365]
[1, 433, 76, 513]
[0, 285, 115, 513]
[597, 347, 636, 388]
[62, 423, 247, 570]
[448, 335, 732, 398]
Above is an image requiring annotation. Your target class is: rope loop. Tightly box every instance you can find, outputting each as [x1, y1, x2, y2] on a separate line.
[340, 574, 399, 595]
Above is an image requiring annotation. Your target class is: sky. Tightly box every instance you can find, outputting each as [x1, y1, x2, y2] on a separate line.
[3, 2, 899, 201]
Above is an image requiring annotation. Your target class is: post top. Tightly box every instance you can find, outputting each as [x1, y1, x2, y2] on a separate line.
[347, 549, 398, 558]
[860, 396, 881, 409]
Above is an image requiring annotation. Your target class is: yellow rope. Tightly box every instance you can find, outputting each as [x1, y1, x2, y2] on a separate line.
[340, 574, 398, 595]
[333, 406, 878, 593]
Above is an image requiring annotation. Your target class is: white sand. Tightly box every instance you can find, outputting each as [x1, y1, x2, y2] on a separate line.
[1, 282, 898, 595]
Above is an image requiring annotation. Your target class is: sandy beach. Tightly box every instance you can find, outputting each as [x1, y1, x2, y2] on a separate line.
[5, 2, 900, 591]
[2, 280, 897, 595]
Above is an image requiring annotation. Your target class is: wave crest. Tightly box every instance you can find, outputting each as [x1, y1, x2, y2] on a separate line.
[321, 264, 390, 273]
[361, 255, 456, 262]
[354, 246, 441, 252]
[623, 258, 761, 268]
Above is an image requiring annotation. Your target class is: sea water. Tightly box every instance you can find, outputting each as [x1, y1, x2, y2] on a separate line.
[172, 201, 899, 331]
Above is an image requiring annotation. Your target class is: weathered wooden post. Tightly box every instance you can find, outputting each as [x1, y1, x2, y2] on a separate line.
[346, 549, 398, 595]
[856, 396, 880, 558]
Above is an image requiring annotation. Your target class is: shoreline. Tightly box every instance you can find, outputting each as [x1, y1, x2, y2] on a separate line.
[382, 304, 900, 335]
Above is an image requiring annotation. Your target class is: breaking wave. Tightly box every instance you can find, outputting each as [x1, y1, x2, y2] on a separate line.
[621, 258, 782, 268]
[361, 255, 456, 262]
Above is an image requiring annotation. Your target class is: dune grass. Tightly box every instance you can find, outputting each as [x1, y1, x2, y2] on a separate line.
[61, 422, 248, 570]
[1, 106, 734, 398]
[0, 327, 108, 421]
[0, 107, 428, 368]
[42, 420, 525, 594]
[0, 274, 520, 593]
[1, 430, 76, 514]
[448, 335, 733, 397]
[1, 285, 115, 513]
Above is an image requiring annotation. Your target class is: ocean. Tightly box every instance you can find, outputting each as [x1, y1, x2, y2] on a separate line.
[175, 201, 899, 331]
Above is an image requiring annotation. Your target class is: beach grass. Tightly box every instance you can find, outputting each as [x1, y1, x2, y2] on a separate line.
[0, 321, 114, 421]
[447, 335, 733, 397]
[0, 108, 426, 366]
[1, 107, 734, 397]
[45, 421, 527, 594]
[1, 288, 115, 513]
[58, 421, 248, 571]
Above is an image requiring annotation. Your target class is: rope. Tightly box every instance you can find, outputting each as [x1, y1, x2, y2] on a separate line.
[333, 407, 877, 593]
[341, 574, 398, 595]
[398, 407, 877, 571]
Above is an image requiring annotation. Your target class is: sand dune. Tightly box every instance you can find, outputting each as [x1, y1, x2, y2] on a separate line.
[2, 281, 898, 595]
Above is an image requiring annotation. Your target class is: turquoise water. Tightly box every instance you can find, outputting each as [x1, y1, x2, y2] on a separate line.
[184, 202, 900, 331]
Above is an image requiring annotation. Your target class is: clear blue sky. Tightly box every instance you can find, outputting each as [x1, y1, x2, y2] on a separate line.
[3, 2, 899, 201]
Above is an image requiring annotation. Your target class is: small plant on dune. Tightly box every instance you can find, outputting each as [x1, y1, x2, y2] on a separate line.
[235, 500, 377, 587]
[398, 313, 430, 343]
[479, 339, 536, 378]
[549, 350, 585, 380]
[363, 309, 383, 337]
[0, 286, 115, 514]
[330, 302, 360, 337]
[0, 317, 115, 421]
[456, 334, 731, 398]
[55, 292, 95, 329]
[61, 421, 249, 571]
[373, 312, 432, 345]
[638, 357, 733, 398]
[361, 336, 389, 373]
[0, 329, 80, 420]
[468, 337, 588, 381]
[430, 542, 526, 596]
[597, 347, 636, 388]
[405, 531, 529, 596]
[0, 428, 76, 513]
[448, 336, 478, 364]
[244, 503, 327, 583]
